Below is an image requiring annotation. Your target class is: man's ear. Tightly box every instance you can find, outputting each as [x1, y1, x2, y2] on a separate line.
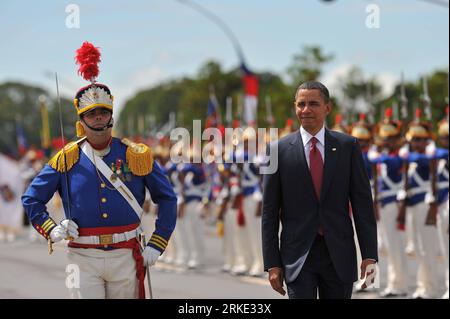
[326, 102, 332, 115]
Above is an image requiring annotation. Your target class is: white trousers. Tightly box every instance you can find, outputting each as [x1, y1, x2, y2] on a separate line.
[379, 202, 408, 293]
[67, 248, 138, 299]
[231, 205, 252, 273]
[183, 200, 205, 266]
[222, 206, 236, 270]
[410, 202, 441, 298]
[437, 200, 449, 297]
[243, 196, 263, 275]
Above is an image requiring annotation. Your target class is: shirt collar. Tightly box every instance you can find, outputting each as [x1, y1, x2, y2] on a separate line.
[300, 126, 325, 147]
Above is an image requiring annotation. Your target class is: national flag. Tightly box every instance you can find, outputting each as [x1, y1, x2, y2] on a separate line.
[205, 92, 221, 129]
[16, 123, 28, 156]
[241, 63, 258, 127]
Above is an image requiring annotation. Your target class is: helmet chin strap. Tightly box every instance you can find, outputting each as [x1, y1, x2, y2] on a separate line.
[81, 117, 114, 132]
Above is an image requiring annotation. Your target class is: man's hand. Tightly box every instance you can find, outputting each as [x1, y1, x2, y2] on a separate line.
[142, 246, 161, 267]
[178, 203, 185, 218]
[425, 202, 438, 226]
[268, 267, 286, 296]
[360, 259, 377, 289]
[49, 219, 79, 242]
[373, 201, 380, 222]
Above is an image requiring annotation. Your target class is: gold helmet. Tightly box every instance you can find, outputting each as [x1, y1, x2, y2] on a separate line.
[73, 42, 114, 138]
[350, 113, 372, 140]
[376, 107, 402, 138]
[405, 108, 431, 142]
[437, 106, 449, 138]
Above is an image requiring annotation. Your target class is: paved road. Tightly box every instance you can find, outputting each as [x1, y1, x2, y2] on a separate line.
[0, 225, 447, 299]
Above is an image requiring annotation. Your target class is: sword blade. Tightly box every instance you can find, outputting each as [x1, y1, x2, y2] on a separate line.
[55, 73, 72, 224]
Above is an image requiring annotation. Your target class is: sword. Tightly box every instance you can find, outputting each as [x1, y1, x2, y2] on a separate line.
[140, 233, 153, 299]
[48, 72, 73, 255]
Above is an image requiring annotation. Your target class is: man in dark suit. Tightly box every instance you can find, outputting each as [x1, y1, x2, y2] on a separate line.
[262, 81, 378, 299]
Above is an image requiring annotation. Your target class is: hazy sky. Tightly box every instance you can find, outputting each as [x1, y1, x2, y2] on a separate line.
[1, 0, 448, 116]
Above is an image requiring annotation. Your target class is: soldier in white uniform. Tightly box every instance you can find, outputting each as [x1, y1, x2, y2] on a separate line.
[0, 153, 25, 242]
[370, 110, 409, 297]
[432, 112, 449, 299]
[239, 129, 264, 277]
[179, 148, 209, 269]
[400, 116, 441, 298]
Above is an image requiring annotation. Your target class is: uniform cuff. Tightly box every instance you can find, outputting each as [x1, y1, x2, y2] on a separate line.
[147, 233, 169, 254]
[33, 215, 57, 240]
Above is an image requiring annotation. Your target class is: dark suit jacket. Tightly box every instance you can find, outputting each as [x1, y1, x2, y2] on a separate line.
[262, 129, 378, 284]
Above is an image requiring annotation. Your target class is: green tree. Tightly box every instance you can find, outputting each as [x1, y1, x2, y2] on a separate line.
[287, 45, 334, 86]
[0, 82, 76, 156]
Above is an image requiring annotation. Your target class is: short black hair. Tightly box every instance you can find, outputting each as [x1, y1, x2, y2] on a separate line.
[295, 81, 330, 103]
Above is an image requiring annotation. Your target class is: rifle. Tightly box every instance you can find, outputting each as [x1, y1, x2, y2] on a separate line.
[425, 157, 438, 225]
[396, 159, 409, 230]
[371, 161, 380, 221]
[396, 74, 410, 230]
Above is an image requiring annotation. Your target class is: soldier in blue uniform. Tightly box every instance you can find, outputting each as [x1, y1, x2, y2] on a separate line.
[239, 128, 264, 277]
[350, 114, 381, 293]
[401, 114, 441, 298]
[432, 110, 449, 299]
[369, 109, 408, 297]
[178, 147, 209, 269]
[21, 42, 177, 299]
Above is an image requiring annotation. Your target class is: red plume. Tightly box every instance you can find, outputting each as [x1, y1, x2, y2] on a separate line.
[286, 118, 293, 127]
[335, 113, 342, 124]
[415, 108, 421, 121]
[385, 107, 392, 119]
[359, 113, 366, 122]
[75, 42, 101, 82]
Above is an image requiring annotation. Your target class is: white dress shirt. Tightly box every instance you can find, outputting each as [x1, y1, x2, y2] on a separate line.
[300, 126, 325, 168]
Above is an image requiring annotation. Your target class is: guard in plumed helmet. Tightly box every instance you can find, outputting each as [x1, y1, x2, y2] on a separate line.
[401, 108, 441, 299]
[431, 106, 449, 299]
[370, 107, 408, 297]
[21, 42, 177, 299]
[238, 127, 264, 276]
[350, 113, 380, 293]
[177, 144, 209, 269]
[350, 113, 374, 182]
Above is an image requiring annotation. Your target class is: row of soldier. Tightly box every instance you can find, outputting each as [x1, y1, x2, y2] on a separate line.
[330, 106, 448, 298]
[140, 105, 449, 299]
[1, 107, 448, 299]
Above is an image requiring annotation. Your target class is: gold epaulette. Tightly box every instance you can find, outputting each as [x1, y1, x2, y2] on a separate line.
[121, 138, 154, 176]
[48, 137, 86, 172]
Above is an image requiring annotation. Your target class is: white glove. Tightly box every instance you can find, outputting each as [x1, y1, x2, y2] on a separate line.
[142, 246, 161, 267]
[49, 219, 79, 242]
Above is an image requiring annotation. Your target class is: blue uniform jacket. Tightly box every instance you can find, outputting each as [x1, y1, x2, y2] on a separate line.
[21, 137, 177, 253]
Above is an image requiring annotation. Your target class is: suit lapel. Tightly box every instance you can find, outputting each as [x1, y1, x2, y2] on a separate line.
[290, 131, 316, 201]
[320, 129, 340, 202]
